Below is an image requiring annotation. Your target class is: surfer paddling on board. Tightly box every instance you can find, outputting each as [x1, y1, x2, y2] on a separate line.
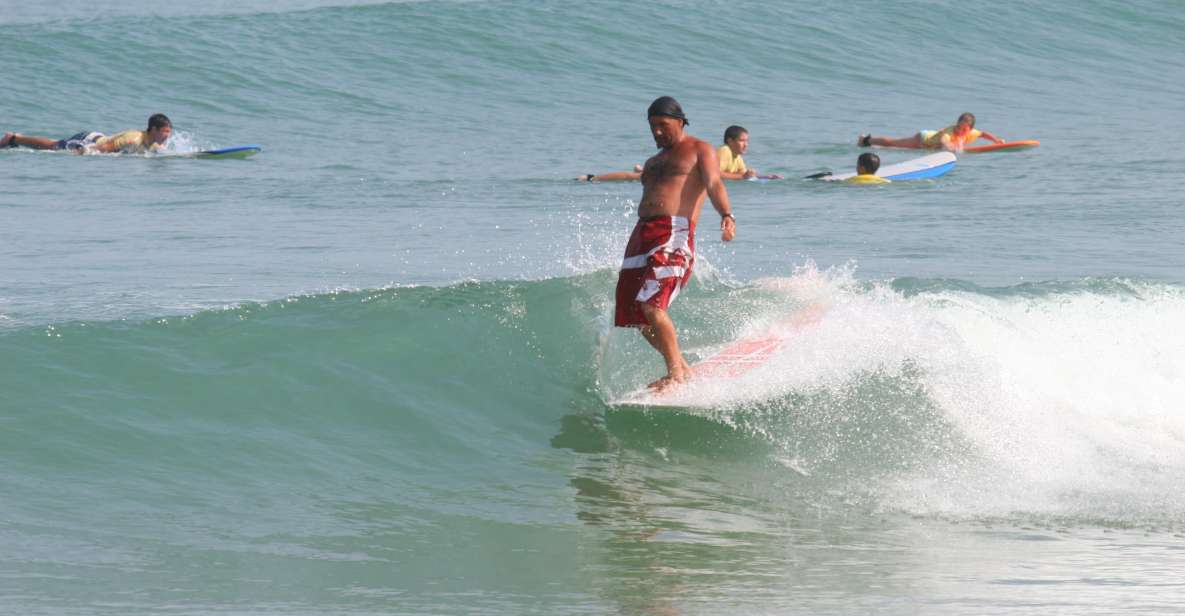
[857, 112, 1003, 152]
[1, 113, 172, 155]
[615, 96, 737, 392]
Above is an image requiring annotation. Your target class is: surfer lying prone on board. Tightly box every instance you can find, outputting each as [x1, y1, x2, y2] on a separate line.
[857, 112, 1003, 152]
[614, 96, 737, 392]
[578, 125, 781, 181]
[1, 113, 172, 155]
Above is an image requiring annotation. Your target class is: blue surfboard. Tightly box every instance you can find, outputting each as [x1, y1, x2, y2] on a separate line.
[194, 145, 261, 159]
[153, 145, 261, 159]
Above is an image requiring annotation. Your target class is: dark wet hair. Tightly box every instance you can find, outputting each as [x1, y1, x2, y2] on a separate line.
[957, 112, 975, 127]
[723, 125, 747, 142]
[147, 113, 172, 131]
[858, 152, 880, 174]
[647, 96, 688, 126]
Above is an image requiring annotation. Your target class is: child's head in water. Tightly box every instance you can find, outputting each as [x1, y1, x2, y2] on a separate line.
[857, 152, 880, 175]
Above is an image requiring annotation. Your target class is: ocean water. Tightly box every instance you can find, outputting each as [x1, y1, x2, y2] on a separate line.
[3, 1, 1185, 614]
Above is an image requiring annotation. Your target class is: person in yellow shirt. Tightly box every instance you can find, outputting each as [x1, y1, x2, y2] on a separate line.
[844, 153, 891, 184]
[578, 124, 781, 182]
[716, 125, 782, 180]
[857, 112, 1003, 152]
[1, 114, 172, 154]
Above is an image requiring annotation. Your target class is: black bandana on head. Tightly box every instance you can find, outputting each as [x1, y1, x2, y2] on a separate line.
[647, 96, 689, 126]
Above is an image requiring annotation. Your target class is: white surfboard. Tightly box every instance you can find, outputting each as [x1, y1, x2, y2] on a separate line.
[815, 151, 956, 182]
[618, 303, 829, 407]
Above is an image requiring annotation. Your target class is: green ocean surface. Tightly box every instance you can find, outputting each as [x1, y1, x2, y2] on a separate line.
[3, 1, 1185, 614]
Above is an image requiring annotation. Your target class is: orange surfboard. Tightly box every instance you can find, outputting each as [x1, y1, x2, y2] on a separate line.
[962, 140, 1040, 153]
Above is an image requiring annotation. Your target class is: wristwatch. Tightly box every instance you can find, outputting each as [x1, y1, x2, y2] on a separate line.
[722, 213, 736, 221]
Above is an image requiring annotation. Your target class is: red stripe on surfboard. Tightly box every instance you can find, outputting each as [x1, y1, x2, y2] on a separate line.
[694, 336, 782, 378]
[691, 303, 828, 380]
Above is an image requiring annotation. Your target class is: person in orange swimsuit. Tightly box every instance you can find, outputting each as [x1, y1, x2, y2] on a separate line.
[857, 112, 1003, 152]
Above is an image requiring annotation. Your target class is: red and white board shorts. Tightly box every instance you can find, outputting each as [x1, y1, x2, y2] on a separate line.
[614, 216, 695, 328]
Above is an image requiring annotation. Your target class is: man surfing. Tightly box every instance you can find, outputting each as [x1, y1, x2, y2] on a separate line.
[614, 96, 737, 391]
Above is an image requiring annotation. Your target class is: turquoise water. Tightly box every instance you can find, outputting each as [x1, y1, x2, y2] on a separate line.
[3, 1, 1185, 614]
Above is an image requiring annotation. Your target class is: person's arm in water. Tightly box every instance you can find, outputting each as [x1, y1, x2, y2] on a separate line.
[718, 157, 779, 180]
[698, 142, 736, 242]
[728, 169, 784, 180]
[576, 164, 643, 182]
[723, 168, 785, 180]
[577, 170, 641, 182]
[978, 130, 1005, 144]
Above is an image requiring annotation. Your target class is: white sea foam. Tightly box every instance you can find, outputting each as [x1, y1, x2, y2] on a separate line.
[888, 282, 1185, 520]
[609, 265, 1185, 521]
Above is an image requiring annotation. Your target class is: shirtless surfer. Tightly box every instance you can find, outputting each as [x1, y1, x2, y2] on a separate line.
[615, 96, 736, 391]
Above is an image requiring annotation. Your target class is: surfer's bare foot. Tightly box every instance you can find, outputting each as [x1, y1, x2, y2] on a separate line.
[646, 376, 678, 392]
[647, 364, 692, 392]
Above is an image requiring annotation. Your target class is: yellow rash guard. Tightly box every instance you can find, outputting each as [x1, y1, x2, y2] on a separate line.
[717, 144, 746, 174]
[844, 174, 891, 184]
[94, 130, 163, 153]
